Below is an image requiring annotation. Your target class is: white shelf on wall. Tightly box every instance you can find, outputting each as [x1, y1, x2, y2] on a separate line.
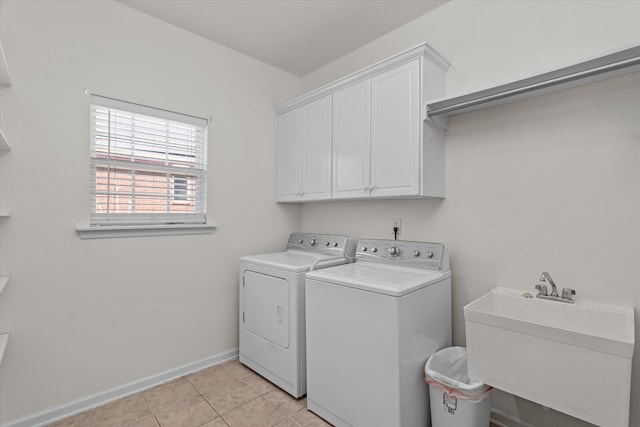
[0, 40, 11, 370]
[0, 128, 10, 152]
[0, 41, 12, 87]
[1, 127, 10, 219]
[0, 275, 8, 294]
[0, 333, 8, 366]
[426, 45, 640, 118]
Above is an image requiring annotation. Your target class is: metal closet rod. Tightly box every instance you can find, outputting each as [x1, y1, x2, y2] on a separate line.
[427, 45, 640, 117]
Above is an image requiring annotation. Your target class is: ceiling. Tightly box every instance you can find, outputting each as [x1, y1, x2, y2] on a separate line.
[116, 0, 449, 76]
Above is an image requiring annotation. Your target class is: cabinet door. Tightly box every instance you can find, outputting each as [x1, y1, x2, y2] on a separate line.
[370, 59, 420, 197]
[332, 80, 371, 199]
[300, 95, 332, 201]
[277, 109, 301, 201]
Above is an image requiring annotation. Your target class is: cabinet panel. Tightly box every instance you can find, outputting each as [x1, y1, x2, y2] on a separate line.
[332, 80, 371, 199]
[371, 60, 420, 197]
[300, 96, 332, 200]
[277, 110, 301, 201]
[277, 96, 332, 202]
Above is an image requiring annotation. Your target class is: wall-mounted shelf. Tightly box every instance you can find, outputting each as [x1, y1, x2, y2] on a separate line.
[426, 45, 640, 118]
[0, 275, 8, 294]
[0, 128, 11, 152]
[1, 125, 11, 220]
[0, 333, 8, 366]
[0, 41, 12, 87]
[0, 40, 11, 371]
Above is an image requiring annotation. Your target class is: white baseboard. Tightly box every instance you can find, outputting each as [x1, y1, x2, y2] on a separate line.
[491, 407, 538, 427]
[3, 348, 239, 427]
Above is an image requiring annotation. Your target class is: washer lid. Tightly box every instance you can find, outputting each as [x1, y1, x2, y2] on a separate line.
[240, 251, 349, 272]
[305, 262, 450, 296]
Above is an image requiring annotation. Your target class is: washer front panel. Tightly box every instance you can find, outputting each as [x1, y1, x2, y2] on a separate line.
[243, 271, 290, 349]
[305, 275, 452, 427]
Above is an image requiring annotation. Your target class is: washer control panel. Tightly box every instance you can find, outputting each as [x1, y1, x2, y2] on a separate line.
[355, 239, 447, 271]
[287, 233, 355, 257]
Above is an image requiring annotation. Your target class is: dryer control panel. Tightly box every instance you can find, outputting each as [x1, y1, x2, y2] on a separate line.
[355, 239, 449, 272]
[287, 233, 355, 257]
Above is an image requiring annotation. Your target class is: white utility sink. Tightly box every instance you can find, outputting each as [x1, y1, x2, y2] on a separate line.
[464, 287, 635, 427]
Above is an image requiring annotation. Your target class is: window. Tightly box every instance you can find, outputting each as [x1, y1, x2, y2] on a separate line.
[89, 95, 208, 226]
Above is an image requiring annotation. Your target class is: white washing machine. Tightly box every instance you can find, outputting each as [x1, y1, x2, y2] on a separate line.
[305, 239, 452, 427]
[239, 233, 355, 398]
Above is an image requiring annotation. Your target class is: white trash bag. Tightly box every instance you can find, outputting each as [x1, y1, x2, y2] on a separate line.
[425, 347, 492, 427]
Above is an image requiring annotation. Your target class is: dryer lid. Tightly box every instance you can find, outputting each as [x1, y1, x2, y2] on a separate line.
[240, 251, 349, 272]
[305, 262, 450, 296]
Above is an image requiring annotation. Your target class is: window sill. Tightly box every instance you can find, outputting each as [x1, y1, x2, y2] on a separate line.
[76, 224, 216, 239]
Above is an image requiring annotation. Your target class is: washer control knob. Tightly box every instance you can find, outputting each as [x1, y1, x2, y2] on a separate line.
[413, 250, 420, 257]
[426, 251, 434, 258]
[299, 239, 304, 244]
[371, 247, 378, 253]
[361, 246, 368, 252]
[310, 239, 317, 246]
[325, 241, 330, 246]
[333, 242, 339, 247]
[387, 246, 400, 257]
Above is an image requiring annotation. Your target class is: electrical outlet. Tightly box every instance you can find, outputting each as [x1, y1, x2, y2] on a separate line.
[393, 218, 402, 237]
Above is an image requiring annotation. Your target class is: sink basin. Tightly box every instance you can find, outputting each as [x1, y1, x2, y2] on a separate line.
[464, 287, 635, 427]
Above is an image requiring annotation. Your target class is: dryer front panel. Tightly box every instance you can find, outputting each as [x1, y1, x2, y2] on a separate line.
[243, 270, 290, 349]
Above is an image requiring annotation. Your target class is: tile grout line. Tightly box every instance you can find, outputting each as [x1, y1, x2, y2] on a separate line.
[196, 382, 225, 427]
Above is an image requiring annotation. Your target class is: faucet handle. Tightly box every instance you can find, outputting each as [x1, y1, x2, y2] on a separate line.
[535, 284, 548, 296]
[562, 288, 576, 301]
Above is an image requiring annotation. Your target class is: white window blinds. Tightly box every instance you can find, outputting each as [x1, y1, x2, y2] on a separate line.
[90, 95, 208, 226]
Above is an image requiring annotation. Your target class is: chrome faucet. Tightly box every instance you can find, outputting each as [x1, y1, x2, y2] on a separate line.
[534, 271, 575, 303]
[539, 271, 558, 297]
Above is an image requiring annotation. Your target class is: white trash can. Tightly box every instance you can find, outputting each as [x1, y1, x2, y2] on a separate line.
[425, 347, 492, 427]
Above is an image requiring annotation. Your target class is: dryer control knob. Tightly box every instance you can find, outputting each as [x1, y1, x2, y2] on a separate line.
[361, 246, 368, 252]
[333, 242, 339, 247]
[371, 247, 378, 253]
[325, 241, 330, 246]
[299, 239, 304, 244]
[426, 251, 434, 258]
[310, 239, 317, 246]
[387, 246, 400, 257]
[413, 250, 420, 257]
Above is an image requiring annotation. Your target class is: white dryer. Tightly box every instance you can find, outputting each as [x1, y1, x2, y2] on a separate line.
[305, 239, 452, 427]
[239, 233, 355, 398]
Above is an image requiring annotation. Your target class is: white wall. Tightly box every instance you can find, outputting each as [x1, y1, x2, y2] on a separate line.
[1, 1, 639, 425]
[0, 0, 300, 423]
[299, 1, 640, 426]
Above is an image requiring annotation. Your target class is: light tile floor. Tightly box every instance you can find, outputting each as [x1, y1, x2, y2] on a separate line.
[49, 359, 331, 427]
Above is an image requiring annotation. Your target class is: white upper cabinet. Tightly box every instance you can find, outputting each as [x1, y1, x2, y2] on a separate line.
[370, 59, 421, 198]
[277, 95, 332, 202]
[276, 42, 449, 202]
[332, 79, 371, 199]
